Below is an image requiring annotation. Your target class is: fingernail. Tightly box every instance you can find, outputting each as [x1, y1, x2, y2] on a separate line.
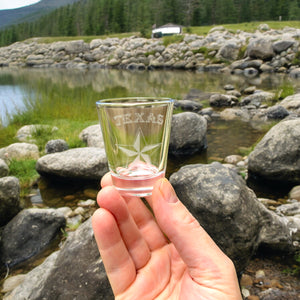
[159, 178, 178, 203]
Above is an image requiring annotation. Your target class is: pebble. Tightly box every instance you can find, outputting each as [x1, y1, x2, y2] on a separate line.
[83, 189, 98, 199]
[241, 274, 253, 287]
[63, 195, 76, 201]
[78, 199, 96, 207]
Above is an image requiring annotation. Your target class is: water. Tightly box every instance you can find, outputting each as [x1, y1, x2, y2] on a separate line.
[0, 85, 28, 126]
[0, 67, 299, 204]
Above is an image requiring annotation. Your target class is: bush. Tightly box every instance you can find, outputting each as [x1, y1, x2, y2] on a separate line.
[162, 35, 184, 47]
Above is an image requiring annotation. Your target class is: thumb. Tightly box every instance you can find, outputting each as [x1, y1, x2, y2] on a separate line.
[152, 178, 227, 273]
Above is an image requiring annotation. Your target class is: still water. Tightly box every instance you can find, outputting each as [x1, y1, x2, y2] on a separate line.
[0, 67, 298, 204]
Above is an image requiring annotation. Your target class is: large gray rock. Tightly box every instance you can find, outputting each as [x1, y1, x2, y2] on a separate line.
[1, 208, 65, 267]
[169, 112, 207, 156]
[0, 143, 39, 162]
[209, 93, 238, 107]
[169, 162, 294, 275]
[0, 177, 21, 226]
[289, 67, 300, 79]
[4, 218, 113, 300]
[216, 42, 239, 61]
[79, 124, 104, 148]
[265, 105, 289, 120]
[45, 139, 69, 154]
[272, 40, 295, 53]
[240, 91, 275, 107]
[36, 147, 108, 181]
[280, 93, 300, 111]
[248, 119, 300, 183]
[246, 38, 275, 60]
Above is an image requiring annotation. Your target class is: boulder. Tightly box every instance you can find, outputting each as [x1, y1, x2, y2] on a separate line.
[0, 177, 21, 226]
[289, 67, 300, 79]
[169, 162, 294, 275]
[220, 108, 250, 122]
[1, 208, 65, 267]
[248, 119, 300, 183]
[246, 38, 275, 60]
[0, 143, 39, 162]
[45, 139, 69, 154]
[272, 40, 295, 53]
[79, 124, 104, 148]
[169, 112, 207, 156]
[174, 100, 203, 112]
[0, 158, 9, 177]
[289, 185, 300, 201]
[265, 105, 289, 120]
[36, 147, 108, 181]
[16, 125, 58, 142]
[4, 218, 113, 300]
[240, 91, 275, 107]
[280, 93, 300, 111]
[216, 42, 239, 61]
[209, 93, 238, 107]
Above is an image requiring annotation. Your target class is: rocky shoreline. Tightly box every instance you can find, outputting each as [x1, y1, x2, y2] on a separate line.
[0, 24, 299, 78]
[0, 81, 300, 298]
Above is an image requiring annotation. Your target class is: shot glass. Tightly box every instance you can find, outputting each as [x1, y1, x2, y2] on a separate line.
[96, 97, 174, 196]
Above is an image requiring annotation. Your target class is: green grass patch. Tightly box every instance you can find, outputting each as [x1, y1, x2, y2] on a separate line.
[186, 21, 300, 35]
[162, 35, 184, 47]
[275, 82, 295, 100]
[8, 159, 39, 197]
[292, 51, 300, 66]
[26, 32, 140, 44]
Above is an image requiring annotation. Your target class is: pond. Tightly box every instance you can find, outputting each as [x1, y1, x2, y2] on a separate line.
[0, 67, 299, 205]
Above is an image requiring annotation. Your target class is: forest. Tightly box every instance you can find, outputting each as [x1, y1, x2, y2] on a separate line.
[0, 0, 300, 47]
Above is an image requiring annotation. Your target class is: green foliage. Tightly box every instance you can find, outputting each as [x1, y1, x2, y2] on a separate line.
[275, 83, 295, 100]
[283, 251, 300, 277]
[292, 51, 300, 66]
[192, 47, 209, 55]
[238, 44, 248, 59]
[8, 159, 39, 196]
[162, 35, 184, 47]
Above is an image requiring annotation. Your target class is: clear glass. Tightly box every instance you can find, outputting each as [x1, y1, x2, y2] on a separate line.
[96, 97, 174, 196]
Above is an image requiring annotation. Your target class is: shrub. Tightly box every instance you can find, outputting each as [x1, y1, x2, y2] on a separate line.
[162, 35, 184, 47]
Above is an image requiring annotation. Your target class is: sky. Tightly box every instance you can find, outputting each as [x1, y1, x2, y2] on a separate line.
[0, 0, 40, 10]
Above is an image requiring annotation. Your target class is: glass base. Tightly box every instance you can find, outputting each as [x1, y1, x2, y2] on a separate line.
[111, 171, 165, 197]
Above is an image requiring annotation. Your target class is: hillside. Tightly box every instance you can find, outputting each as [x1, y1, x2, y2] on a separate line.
[0, 0, 81, 29]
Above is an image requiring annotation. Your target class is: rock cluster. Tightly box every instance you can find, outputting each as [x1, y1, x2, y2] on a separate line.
[0, 25, 299, 76]
[1, 84, 300, 298]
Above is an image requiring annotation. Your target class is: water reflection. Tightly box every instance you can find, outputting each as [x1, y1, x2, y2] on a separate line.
[0, 67, 298, 204]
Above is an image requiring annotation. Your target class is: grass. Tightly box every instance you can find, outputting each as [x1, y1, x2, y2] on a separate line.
[275, 82, 295, 101]
[20, 21, 300, 46]
[186, 21, 300, 36]
[26, 32, 140, 44]
[8, 159, 39, 197]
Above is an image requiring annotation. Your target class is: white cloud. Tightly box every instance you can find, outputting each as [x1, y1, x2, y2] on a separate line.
[0, 0, 41, 10]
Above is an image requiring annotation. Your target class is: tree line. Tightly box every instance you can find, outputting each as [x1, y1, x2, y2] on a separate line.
[0, 0, 299, 46]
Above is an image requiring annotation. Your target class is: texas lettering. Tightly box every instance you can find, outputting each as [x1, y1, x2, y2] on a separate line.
[113, 112, 164, 126]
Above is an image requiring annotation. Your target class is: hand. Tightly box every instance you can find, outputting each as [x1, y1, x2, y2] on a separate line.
[92, 174, 242, 300]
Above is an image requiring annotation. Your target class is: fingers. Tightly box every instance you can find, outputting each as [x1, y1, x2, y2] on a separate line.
[92, 208, 136, 294]
[151, 178, 230, 279]
[97, 186, 151, 270]
[99, 173, 167, 250]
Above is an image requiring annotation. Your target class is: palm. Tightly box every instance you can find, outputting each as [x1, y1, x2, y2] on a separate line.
[92, 176, 242, 300]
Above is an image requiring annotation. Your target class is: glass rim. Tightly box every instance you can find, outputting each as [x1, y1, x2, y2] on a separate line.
[96, 97, 174, 107]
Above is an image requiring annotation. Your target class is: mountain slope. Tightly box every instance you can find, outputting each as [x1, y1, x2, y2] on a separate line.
[0, 0, 81, 28]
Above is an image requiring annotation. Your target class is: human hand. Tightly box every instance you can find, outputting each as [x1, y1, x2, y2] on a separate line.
[92, 174, 242, 300]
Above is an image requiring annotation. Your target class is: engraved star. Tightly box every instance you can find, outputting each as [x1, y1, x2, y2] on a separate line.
[117, 128, 161, 165]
